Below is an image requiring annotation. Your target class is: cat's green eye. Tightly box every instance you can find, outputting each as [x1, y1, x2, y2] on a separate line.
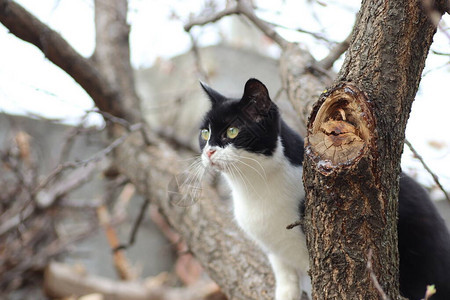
[227, 127, 239, 139]
[201, 129, 210, 140]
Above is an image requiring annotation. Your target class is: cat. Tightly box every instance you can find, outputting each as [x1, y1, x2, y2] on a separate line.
[198, 78, 450, 300]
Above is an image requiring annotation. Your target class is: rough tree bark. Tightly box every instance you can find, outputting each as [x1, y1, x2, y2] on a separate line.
[303, 0, 448, 299]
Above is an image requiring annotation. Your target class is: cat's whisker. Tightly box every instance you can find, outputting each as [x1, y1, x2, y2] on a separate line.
[177, 155, 202, 163]
[235, 156, 268, 184]
[238, 155, 268, 180]
[229, 161, 256, 196]
[173, 157, 206, 206]
[227, 163, 249, 195]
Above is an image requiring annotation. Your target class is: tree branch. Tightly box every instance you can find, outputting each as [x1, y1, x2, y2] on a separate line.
[317, 33, 352, 70]
[0, 0, 125, 118]
[44, 262, 222, 300]
[93, 0, 141, 122]
[184, 0, 337, 126]
[184, 5, 240, 32]
[405, 139, 450, 203]
[185, 0, 289, 49]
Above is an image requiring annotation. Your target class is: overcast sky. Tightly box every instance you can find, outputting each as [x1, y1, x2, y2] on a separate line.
[0, 0, 449, 197]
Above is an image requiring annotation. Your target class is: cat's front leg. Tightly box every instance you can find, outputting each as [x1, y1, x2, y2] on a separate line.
[269, 253, 300, 300]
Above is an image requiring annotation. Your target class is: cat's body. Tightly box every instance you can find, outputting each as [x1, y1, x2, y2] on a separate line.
[225, 137, 308, 299]
[199, 78, 450, 300]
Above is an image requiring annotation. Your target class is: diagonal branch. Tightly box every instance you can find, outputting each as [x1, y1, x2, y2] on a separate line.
[185, 0, 289, 49]
[235, 0, 289, 49]
[317, 33, 352, 70]
[184, 4, 240, 32]
[405, 139, 450, 203]
[0, 0, 125, 118]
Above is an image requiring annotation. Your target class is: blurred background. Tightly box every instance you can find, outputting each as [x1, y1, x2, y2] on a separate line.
[0, 0, 449, 299]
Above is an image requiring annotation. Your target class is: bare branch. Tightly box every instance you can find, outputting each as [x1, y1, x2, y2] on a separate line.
[184, 4, 240, 32]
[318, 33, 352, 70]
[57, 116, 94, 165]
[236, 0, 289, 49]
[97, 204, 136, 280]
[94, 0, 141, 123]
[0, 0, 125, 118]
[188, 32, 210, 82]
[367, 249, 389, 300]
[264, 19, 336, 45]
[114, 197, 150, 252]
[35, 123, 141, 194]
[0, 204, 33, 237]
[405, 139, 450, 203]
[35, 161, 99, 209]
[185, 0, 289, 49]
[44, 262, 224, 300]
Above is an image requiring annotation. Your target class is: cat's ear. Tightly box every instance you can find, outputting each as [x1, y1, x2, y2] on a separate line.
[200, 81, 226, 106]
[240, 78, 272, 121]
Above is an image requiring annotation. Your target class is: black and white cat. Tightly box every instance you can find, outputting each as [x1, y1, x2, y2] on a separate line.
[198, 78, 450, 300]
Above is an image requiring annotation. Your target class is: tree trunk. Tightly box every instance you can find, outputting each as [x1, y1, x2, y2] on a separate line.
[303, 0, 446, 299]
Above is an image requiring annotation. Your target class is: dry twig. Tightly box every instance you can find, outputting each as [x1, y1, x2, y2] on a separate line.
[35, 123, 141, 193]
[405, 139, 450, 203]
[97, 205, 136, 281]
[367, 249, 389, 300]
[114, 197, 150, 252]
[184, 0, 289, 49]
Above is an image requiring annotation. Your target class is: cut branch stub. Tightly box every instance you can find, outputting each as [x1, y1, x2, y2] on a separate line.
[306, 83, 374, 175]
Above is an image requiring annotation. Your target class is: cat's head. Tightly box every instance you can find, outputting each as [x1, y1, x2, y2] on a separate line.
[199, 78, 280, 172]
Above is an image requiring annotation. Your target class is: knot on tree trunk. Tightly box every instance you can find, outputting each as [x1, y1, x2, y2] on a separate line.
[306, 83, 375, 175]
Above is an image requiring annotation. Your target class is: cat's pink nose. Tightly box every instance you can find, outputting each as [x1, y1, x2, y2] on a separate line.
[206, 149, 216, 158]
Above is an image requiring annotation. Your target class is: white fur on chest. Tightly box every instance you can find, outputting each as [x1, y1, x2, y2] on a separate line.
[223, 140, 309, 271]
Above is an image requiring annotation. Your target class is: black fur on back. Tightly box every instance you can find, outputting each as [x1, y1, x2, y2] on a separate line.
[398, 174, 450, 300]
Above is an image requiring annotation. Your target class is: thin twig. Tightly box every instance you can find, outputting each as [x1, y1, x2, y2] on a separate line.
[89, 109, 132, 130]
[367, 248, 389, 300]
[89, 109, 153, 146]
[286, 220, 302, 230]
[184, 4, 240, 32]
[236, 0, 289, 49]
[184, 0, 289, 49]
[97, 205, 136, 280]
[34, 123, 142, 193]
[264, 20, 336, 45]
[188, 32, 210, 82]
[405, 139, 450, 203]
[58, 124, 91, 165]
[114, 197, 150, 252]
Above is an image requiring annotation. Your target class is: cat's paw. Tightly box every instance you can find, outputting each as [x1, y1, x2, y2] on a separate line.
[275, 283, 300, 300]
